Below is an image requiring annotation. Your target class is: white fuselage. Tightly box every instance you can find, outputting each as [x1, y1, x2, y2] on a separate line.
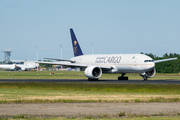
[0, 61, 38, 70]
[0, 64, 16, 70]
[71, 54, 155, 73]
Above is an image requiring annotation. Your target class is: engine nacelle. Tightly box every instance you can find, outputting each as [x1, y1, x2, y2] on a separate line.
[84, 66, 102, 79]
[139, 68, 156, 78]
[21, 68, 26, 71]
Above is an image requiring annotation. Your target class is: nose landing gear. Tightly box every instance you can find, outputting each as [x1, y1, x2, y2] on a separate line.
[143, 74, 148, 81]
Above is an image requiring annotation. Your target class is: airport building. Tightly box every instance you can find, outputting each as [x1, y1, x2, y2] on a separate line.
[2, 50, 12, 63]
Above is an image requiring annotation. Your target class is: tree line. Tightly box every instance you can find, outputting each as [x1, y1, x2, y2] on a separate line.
[141, 53, 180, 73]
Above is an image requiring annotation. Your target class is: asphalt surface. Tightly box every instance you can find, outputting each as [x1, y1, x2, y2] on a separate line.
[0, 79, 180, 84]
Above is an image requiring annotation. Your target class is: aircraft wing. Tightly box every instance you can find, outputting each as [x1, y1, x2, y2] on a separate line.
[37, 61, 113, 70]
[154, 58, 177, 63]
[44, 58, 75, 63]
[97, 66, 113, 70]
[37, 61, 87, 67]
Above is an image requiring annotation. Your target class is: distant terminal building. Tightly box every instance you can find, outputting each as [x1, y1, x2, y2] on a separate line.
[2, 50, 12, 63]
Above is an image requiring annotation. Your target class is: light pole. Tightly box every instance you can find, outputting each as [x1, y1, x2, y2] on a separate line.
[59, 44, 62, 69]
[35, 45, 38, 61]
[91, 42, 93, 54]
[35, 45, 38, 70]
[59, 44, 62, 59]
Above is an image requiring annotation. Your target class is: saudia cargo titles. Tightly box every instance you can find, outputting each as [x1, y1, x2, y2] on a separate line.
[95, 56, 121, 64]
[38, 28, 177, 81]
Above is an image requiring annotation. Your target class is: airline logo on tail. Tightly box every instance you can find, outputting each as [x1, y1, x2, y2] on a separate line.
[74, 40, 77, 53]
[70, 28, 83, 57]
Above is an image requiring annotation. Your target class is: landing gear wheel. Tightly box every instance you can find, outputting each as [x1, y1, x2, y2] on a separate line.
[118, 73, 128, 80]
[118, 76, 128, 80]
[143, 77, 147, 81]
[88, 78, 99, 81]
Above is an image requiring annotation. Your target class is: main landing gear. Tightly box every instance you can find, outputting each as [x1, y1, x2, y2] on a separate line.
[88, 78, 99, 81]
[118, 73, 128, 80]
[143, 75, 148, 81]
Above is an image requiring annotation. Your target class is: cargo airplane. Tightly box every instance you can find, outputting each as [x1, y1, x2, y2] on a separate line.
[38, 28, 177, 80]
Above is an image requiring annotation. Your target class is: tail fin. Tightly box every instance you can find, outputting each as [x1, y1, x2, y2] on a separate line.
[70, 28, 84, 57]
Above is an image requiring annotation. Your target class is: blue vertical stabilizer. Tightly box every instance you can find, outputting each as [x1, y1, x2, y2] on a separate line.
[70, 28, 84, 57]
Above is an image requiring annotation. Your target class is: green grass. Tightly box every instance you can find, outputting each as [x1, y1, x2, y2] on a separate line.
[0, 82, 180, 103]
[0, 71, 86, 79]
[0, 71, 180, 103]
[0, 71, 180, 80]
[0, 82, 180, 94]
[0, 72, 180, 119]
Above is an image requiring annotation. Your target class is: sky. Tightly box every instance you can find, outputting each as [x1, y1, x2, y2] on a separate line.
[0, 0, 180, 61]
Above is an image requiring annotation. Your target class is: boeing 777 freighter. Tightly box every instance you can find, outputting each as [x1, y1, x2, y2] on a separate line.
[38, 28, 177, 80]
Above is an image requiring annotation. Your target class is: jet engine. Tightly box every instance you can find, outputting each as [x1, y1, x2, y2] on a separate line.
[14, 65, 22, 71]
[139, 68, 156, 80]
[84, 66, 102, 80]
[21, 68, 26, 71]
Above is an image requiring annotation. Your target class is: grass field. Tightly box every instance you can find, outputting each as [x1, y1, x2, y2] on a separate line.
[0, 82, 180, 103]
[0, 71, 180, 80]
[0, 71, 180, 103]
[0, 71, 180, 119]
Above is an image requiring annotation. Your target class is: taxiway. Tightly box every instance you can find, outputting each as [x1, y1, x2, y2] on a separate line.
[0, 79, 180, 84]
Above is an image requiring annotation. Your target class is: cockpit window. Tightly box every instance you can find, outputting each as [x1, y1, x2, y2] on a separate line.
[144, 60, 154, 62]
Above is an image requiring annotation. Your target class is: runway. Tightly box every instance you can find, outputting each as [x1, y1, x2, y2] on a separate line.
[0, 79, 180, 84]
